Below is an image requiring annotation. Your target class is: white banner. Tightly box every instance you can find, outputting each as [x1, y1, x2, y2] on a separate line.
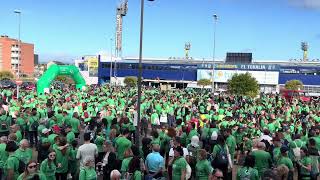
[197, 69, 279, 85]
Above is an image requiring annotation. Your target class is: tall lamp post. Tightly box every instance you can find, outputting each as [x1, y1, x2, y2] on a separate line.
[212, 14, 218, 93]
[136, 0, 154, 146]
[14, 10, 21, 99]
[110, 38, 113, 85]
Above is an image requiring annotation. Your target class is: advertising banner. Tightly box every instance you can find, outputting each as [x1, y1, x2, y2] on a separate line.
[197, 69, 279, 85]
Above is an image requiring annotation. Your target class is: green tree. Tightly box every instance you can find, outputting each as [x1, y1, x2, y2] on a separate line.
[197, 79, 211, 88]
[285, 80, 303, 90]
[124, 76, 137, 87]
[0, 71, 14, 80]
[227, 72, 259, 97]
[55, 75, 74, 84]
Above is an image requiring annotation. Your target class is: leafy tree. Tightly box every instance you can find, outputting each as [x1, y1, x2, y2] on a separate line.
[0, 71, 14, 80]
[227, 72, 259, 97]
[197, 79, 211, 88]
[124, 76, 137, 87]
[54, 75, 74, 84]
[285, 80, 303, 90]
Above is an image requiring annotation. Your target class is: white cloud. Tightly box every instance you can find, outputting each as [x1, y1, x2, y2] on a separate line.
[39, 52, 78, 64]
[289, 0, 320, 10]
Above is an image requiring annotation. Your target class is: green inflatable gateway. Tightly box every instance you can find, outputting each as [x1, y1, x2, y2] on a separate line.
[37, 64, 86, 95]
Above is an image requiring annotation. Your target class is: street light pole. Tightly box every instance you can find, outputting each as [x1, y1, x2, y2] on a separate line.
[14, 10, 21, 99]
[212, 14, 218, 93]
[136, 0, 154, 147]
[110, 38, 113, 85]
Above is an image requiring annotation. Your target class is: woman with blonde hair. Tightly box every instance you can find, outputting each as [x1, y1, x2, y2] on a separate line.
[17, 161, 46, 180]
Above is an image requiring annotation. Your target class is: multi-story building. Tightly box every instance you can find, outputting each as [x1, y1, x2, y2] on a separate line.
[0, 35, 35, 76]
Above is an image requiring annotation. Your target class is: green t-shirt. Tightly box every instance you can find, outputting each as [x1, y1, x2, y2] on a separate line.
[251, 150, 272, 176]
[133, 170, 142, 180]
[0, 115, 10, 132]
[5, 155, 20, 180]
[70, 118, 80, 133]
[94, 135, 105, 153]
[236, 167, 259, 180]
[15, 148, 33, 164]
[299, 156, 312, 178]
[172, 157, 187, 180]
[277, 156, 294, 170]
[115, 137, 132, 160]
[0, 143, 8, 169]
[54, 146, 71, 173]
[226, 135, 236, 157]
[120, 157, 133, 172]
[66, 132, 75, 143]
[17, 172, 47, 180]
[195, 159, 213, 180]
[40, 159, 56, 180]
[79, 167, 97, 180]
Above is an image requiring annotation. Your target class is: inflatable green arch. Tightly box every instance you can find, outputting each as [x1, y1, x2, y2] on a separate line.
[37, 64, 86, 95]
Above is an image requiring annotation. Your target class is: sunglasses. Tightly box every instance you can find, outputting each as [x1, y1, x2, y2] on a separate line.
[49, 154, 56, 157]
[214, 175, 224, 180]
[28, 165, 37, 169]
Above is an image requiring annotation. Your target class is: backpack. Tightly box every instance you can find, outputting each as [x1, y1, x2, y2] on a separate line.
[187, 144, 199, 169]
[211, 145, 228, 169]
[13, 156, 26, 174]
[239, 167, 252, 180]
[211, 131, 218, 141]
[292, 141, 301, 160]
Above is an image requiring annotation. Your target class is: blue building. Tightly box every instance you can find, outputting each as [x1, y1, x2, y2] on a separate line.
[98, 57, 320, 94]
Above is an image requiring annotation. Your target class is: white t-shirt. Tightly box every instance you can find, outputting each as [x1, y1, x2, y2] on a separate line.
[76, 143, 98, 168]
[169, 147, 189, 158]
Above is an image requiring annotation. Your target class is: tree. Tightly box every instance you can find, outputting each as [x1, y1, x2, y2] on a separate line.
[197, 79, 211, 88]
[285, 80, 303, 90]
[227, 72, 259, 97]
[54, 75, 74, 84]
[0, 71, 14, 80]
[124, 76, 137, 87]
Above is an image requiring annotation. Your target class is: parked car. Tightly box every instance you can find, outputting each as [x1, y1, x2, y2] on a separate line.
[281, 89, 311, 102]
[0, 80, 17, 88]
[21, 81, 36, 90]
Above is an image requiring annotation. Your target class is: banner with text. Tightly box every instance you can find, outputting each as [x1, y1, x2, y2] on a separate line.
[197, 69, 279, 85]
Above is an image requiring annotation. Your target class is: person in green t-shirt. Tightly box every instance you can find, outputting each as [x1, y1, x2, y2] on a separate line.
[79, 157, 97, 180]
[195, 149, 213, 180]
[297, 147, 312, 180]
[0, 110, 10, 137]
[0, 136, 8, 178]
[120, 148, 134, 174]
[277, 146, 294, 179]
[15, 139, 33, 164]
[115, 129, 132, 161]
[170, 146, 187, 180]
[127, 156, 143, 180]
[236, 155, 259, 180]
[251, 142, 272, 177]
[5, 141, 20, 180]
[40, 150, 57, 180]
[17, 161, 47, 180]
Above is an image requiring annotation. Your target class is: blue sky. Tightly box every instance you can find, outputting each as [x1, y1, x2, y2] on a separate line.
[1, 0, 320, 62]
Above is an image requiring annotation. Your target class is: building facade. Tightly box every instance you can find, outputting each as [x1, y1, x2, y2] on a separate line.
[98, 57, 320, 95]
[0, 35, 35, 76]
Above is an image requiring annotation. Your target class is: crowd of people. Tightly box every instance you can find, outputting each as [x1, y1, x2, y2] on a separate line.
[0, 84, 319, 180]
